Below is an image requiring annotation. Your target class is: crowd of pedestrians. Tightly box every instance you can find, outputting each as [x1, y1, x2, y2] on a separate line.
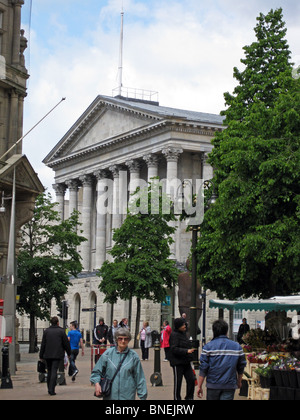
[39, 314, 246, 400]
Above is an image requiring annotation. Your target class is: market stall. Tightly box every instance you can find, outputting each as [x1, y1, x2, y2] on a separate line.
[209, 296, 300, 400]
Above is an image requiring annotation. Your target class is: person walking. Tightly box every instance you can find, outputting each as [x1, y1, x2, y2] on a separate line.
[90, 328, 147, 400]
[39, 316, 71, 396]
[197, 319, 247, 401]
[93, 317, 109, 364]
[139, 321, 152, 361]
[119, 318, 129, 329]
[68, 321, 84, 381]
[169, 318, 195, 400]
[107, 319, 119, 345]
[161, 320, 172, 361]
[93, 317, 108, 345]
[237, 318, 250, 344]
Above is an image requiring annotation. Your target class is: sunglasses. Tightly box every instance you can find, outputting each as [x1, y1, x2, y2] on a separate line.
[117, 337, 130, 342]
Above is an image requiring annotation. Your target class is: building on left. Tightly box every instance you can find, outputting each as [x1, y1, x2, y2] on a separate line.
[0, 0, 44, 373]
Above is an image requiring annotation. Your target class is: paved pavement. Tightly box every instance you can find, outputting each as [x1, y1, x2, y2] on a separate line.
[0, 345, 247, 401]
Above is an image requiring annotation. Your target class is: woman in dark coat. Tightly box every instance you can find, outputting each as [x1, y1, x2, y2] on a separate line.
[169, 318, 195, 400]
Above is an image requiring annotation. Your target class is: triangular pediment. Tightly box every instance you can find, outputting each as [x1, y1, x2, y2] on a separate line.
[44, 96, 163, 163]
[0, 154, 44, 196]
[68, 107, 150, 155]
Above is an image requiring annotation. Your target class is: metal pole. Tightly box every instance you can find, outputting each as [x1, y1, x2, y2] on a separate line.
[202, 289, 206, 347]
[0, 97, 66, 162]
[190, 226, 199, 369]
[3, 167, 16, 375]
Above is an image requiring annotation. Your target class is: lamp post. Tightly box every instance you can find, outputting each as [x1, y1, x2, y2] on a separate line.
[175, 179, 217, 368]
[3, 167, 16, 375]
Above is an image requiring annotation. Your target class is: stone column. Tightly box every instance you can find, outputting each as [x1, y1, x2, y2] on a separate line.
[17, 96, 24, 154]
[12, 1, 24, 65]
[201, 152, 214, 181]
[8, 90, 18, 152]
[94, 170, 109, 268]
[79, 174, 94, 271]
[162, 147, 183, 183]
[109, 165, 122, 232]
[126, 159, 141, 195]
[53, 183, 66, 220]
[65, 179, 79, 217]
[162, 147, 183, 259]
[143, 153, 159, 183]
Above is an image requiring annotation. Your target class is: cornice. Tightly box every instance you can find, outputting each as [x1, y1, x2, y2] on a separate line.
[46, 118, 223, 170]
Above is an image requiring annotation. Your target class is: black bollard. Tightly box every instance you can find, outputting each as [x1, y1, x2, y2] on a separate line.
[150, 337, 163, 387]
[1, 341, 13, 389]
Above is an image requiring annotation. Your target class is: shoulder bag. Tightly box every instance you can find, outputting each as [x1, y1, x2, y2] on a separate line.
[98, 351, 129, 397]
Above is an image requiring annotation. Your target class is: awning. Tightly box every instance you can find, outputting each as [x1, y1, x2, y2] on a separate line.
[209, 296, 300, 312]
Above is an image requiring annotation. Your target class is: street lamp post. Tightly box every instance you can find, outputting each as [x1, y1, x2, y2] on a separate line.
[3, 167, 16, 375]
[190, 225, 200, 369]
[175, 179, 217, 368]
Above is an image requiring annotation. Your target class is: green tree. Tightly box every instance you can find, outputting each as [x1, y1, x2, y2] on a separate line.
[98, 181, 179, 346]
[17, 192, 87, 353]
[197, 9, 300, 299]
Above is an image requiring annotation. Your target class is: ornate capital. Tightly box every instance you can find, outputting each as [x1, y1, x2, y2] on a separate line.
[143, 153, 159, 167]
[162, 147, 183, 162]
[52, 183, 66, 196]
[109, 165, 122, 178]
[65, 179, 79, 192]
[126, 159, 141, 173]
[94, 169, 110, 180]
[79, 174, 94, 187]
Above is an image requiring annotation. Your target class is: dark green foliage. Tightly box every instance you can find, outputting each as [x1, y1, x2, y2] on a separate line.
[17, 193, 87, 351]
[197, 9, 300, 299]
[98, 181, 179, 305]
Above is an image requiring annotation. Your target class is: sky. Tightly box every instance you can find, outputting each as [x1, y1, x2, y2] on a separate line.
[20, 0, 300, 198]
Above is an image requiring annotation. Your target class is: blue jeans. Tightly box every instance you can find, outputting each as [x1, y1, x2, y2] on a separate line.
[207, 389, 235, 400]
[68, 349, 79, 376]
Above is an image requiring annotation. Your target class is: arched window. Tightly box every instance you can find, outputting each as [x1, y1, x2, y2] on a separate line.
[73, 293, 81, 327]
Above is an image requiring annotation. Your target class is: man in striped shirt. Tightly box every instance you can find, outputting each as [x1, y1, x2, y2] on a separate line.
[197, 319, 246, 400]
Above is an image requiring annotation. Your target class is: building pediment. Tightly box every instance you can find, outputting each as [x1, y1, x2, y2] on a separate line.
[43, 95, 163, 166]
[0, 154, 44, 198]
[43, 95, 225, 168]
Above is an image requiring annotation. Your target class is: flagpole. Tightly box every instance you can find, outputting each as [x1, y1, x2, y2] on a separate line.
[0, 97, 66, 162]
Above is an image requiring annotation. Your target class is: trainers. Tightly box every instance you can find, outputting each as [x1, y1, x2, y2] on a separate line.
[72, 370, 79, 381]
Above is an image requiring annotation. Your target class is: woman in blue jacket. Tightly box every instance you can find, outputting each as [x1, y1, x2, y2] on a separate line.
[91, 328, 147, 400]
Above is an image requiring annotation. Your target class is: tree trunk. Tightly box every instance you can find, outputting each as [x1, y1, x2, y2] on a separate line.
[29, 313, 36, 353]
[134, 298, 141, 349]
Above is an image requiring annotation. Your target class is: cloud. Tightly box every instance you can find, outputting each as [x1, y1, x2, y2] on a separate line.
[22, 0, 300, 193]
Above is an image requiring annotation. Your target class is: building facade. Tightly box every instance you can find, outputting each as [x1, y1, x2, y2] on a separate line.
[43, 94, 225, 339]
[0, 0, 43, 370]
[0, 0, 43, 302]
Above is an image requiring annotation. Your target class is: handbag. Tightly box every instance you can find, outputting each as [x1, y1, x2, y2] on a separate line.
[99, 351, 128, 397]
[37, 360, 46, 374]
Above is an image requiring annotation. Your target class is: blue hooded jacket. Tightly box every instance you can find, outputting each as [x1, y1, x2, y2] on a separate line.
[90, 346, 147, 400]
[200, 335, 246, 390]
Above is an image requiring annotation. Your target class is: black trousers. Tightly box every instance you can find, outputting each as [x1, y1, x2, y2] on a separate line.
[172, 364, 195, 400]
[140, 340, 149, 360]
[45, 359, 60, 394]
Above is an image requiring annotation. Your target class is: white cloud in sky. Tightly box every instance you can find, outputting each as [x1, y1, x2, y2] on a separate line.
[21, 0, 300, 197]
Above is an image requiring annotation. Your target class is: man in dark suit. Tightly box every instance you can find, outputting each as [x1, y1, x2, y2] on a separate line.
[39, 316, 71, 396]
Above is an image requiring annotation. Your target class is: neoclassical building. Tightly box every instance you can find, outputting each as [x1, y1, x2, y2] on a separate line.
[43, 93, 224, 338]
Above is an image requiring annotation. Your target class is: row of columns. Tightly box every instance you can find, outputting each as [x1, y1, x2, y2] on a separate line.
[53, 149, 211, 272]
